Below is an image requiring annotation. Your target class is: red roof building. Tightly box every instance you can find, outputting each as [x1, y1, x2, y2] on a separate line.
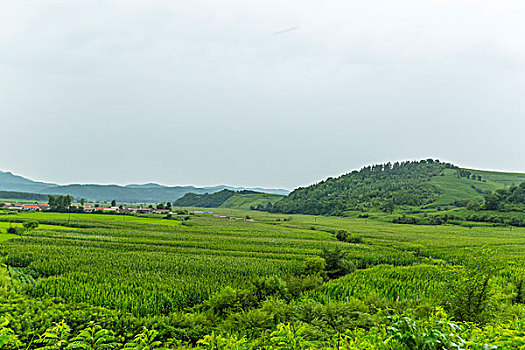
[22, 204, 40, 211]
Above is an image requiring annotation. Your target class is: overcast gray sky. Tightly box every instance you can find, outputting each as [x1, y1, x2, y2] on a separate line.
[1, 0, 524, 189]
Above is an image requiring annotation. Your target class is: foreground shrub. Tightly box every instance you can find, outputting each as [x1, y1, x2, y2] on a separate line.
[320, 248, 356, 279]
[443, 249, 496, 324]
[302, 257, 326, 276]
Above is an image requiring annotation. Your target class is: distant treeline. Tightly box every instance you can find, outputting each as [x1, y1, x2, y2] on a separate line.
[173, 189, 262, 208]
[394, 212, 525, 228]
[258, 159, 457, 216]
[0, 191, 49, 201]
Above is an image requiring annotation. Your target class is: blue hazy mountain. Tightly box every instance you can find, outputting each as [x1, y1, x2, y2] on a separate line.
[0, 170, 289, 203]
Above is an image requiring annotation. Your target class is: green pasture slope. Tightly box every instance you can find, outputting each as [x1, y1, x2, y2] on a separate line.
[219, 192, 283, 209]
[2, 206, 525, 348]
[431, 168, 525, 205]
[174, 190, 284, 210]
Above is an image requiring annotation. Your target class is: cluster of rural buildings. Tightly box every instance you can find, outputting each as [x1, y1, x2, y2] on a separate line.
[1, 202, 168, 214]
[1, 204, 256, 222]
[81, 205, 168, 214]
[2, 202, 50, 210]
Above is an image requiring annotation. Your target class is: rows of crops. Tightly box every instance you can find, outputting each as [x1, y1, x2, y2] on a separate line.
[1, 209, 525, 349]
[2, 210, 525, 318]
[308, 264, 452, 303]
[1, 222, 306, 315]
[0, 211, 419, 316]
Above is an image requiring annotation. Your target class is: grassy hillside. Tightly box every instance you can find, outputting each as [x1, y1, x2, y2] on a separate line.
[263, 160, 525, 215]
[468, 168, 525, 185]
[220, 192, 283, 209]
[431, 168, 525, 205]
[266, 160, 456, 215]
[174, 189, 284, 209]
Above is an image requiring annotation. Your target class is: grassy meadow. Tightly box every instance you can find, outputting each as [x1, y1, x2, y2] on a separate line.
[219, 193, 283, 209]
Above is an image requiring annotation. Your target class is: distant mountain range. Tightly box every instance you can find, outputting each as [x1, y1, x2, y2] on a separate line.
[0, 170, 290, 203]
[4, 160, 523, 211]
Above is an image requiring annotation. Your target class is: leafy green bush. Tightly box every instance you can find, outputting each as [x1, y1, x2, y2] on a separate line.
[22, 221, 39, 230]
[206, 286, 242, 316]
[386, 311, 467, 350]
[6, 227, 18, 234]
[249, 276, 288, 302]
[286, 275, 323, 298]
[223, 309, 274, 337]
[443, 249, 496, 323]
[320, 248, 356, 279]
[335, 230, 362, 244]
[302, 257, 326, 276]
[0, 318, 22, 349]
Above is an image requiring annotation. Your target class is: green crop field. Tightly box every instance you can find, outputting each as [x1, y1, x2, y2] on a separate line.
[0, 233, 17, 242]
[1, 206, 525, 349]
[0, 221, 79, 231]
[1, 211, 182, 227]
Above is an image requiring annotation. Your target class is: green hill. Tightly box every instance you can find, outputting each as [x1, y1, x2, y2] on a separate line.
[174, 189, 284, 209]
[220, 192, 284, 209]
[264, 160, 525, 216]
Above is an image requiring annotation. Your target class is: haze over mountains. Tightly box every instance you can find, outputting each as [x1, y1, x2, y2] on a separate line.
[0, 170, 289, 203]
[2, 159, 525, 208]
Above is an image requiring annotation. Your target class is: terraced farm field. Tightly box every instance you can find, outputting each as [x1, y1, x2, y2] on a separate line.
[2, 208, 525, 348]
